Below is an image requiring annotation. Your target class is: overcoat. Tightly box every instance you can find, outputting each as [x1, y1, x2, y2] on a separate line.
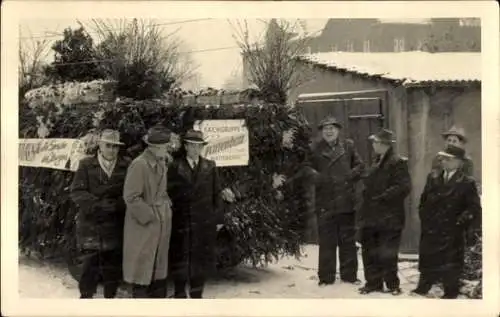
[431, 153, 474, 177]
[167, 156, 223, 281]
[122, 149, 172, 285]
[308, 138, 364, 217]
[359, 148, 411, 230]
[418, 170, 481, 275]
[70, 155, 129, 251]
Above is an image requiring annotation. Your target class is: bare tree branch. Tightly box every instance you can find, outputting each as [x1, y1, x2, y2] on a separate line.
[19, 27, 50, 97]
[232, 19, 312, 104]
[86, 18, 197, 89]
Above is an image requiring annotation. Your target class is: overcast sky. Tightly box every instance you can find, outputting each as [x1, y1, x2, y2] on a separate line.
[19, 18, 429, 89]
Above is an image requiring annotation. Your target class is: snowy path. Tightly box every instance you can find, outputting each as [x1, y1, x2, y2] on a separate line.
[19, 245, 453, 299]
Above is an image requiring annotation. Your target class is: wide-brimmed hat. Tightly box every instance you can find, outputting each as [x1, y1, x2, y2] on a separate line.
[183, 129, 208, 145]
[442, 126, 467, 143]
[99, 129, 124, 145]
[438, 145, 466, 160]
[368, 128, 396, 144]
[143, 125, 171, 146]
[318, 116, 343, 130]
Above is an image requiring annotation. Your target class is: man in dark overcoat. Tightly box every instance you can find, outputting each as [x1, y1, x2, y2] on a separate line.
[306, 116, 364, 286]
[358, 128, 411, 296]
[167, 129, 236, 298]
[430, 126, 479, 247]
[70, 129, 130, 299]
[412, 145, 481, 299]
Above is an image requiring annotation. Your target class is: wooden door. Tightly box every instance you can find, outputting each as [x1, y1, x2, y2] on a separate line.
[296, 93, 386, 164]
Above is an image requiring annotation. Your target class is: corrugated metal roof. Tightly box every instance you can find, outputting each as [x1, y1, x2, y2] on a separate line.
[298, 51, 481, 86]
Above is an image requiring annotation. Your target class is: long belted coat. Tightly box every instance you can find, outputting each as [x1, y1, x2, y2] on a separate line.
[70, 155, 129, 251]
[307, 138, 364, 217]
[167, 156, 223, 281]
[418, 170, 481, 275]
[359, 148, 411, 230]
[122, 149, 172, 285]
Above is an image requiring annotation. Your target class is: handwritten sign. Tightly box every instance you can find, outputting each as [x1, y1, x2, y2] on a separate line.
[194, 120, 249, 167]
[19, 139, 87, 171]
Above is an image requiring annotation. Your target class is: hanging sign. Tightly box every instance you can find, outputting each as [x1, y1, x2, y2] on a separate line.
[193, 119, 249, 167]
[19, 138, 87, 171]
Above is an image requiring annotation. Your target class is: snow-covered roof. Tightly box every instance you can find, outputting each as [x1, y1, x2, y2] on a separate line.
[298, 51, 481, 86]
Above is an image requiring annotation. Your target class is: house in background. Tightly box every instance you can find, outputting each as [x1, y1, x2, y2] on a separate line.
[305, 18, 481, 53]
[291, 51, 481, 253]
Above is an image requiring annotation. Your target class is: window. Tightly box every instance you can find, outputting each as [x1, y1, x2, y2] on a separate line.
[363, 40, 370, 52]
[394, 38, 405, 52]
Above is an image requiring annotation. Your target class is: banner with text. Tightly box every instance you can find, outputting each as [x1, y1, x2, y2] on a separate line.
[194, 119, 249, 167]
[19, 138, 87, 172]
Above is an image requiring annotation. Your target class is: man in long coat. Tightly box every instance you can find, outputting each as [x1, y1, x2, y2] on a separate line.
[122, 125, 173, 298]
[167, 129, 235, 298]
[306, 116, 364, 286]
[430, 126, 479, 247]
[358, 128, 411, 296]
[412, 145, 481, 299]
[70, 129, 129, 299]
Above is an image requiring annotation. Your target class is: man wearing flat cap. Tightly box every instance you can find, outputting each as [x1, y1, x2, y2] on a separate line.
[70, 129, 130, 299]
[122, 125, 174, 298]
[305, 116, 364, 286]
[412, 145, 481, 299]
[358, 128, 411, 296]
[431, 126, 474, 178]
[168, 129, 236, 298]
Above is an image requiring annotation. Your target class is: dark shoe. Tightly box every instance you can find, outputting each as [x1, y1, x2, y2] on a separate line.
[79, 293, 94, 299]
[441, 293, 459, 299]
[318, 280, 334, 287]
[103, 283, 119, 299]
[358, 285, 383, 294]
[410, 288, 428, 296]
[388, 288, 402, 296]
[342, 278, 362, 285]
[132, 285, 150, 298]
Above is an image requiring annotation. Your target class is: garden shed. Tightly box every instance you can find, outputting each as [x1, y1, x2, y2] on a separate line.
[292, 51, 481, 253]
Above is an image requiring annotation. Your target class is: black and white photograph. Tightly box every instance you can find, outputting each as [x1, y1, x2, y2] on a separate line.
[1, 1, 499, 317]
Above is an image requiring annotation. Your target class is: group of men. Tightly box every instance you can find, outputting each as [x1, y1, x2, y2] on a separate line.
[69, 116, 481, 300]
[307, 116, 481, 299]
[70, 125, 235, 299]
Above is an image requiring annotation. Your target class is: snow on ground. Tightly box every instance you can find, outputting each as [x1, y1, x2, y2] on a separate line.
[19, 245, 457, 299]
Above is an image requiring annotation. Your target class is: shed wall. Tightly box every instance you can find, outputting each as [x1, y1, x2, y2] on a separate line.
[406, 87, 481, 250]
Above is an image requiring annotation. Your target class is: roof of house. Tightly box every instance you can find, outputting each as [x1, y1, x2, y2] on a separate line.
[298, 51, 481, 87]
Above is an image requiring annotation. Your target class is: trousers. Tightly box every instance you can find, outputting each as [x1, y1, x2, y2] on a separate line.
[78, 249, 122, 298]
[361, 227, 402, 290]
[416, 270, 460, 298]
[317, 212, 358, 283]
[174, 276, 206, 298]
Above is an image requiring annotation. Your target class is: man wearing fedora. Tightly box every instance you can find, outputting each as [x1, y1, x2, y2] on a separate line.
[305, 116, 364, 286]
[431, 126, 474, 178]
[70, 129, 130, 299]
[122, 125, 174, 298]
[358, 128, 411, 296]
[413, 145, 481, 299]
[168, 129, 236, 298]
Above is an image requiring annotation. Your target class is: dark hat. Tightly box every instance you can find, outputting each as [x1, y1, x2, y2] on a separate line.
[318, 116, 343, 129]
[442, 126, 467, 143]
[438, 145, 466, 160]
[368, 128, 396, 144]
[143, 125, 171, 146]
[183, 129, 208, 145]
